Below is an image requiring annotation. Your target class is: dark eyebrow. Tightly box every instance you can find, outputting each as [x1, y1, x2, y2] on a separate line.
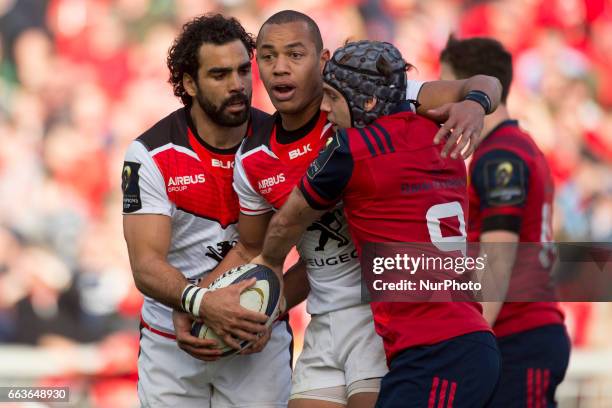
[207, 62, 251, 75]
[207, 67, 233, 75]
[285, 42, 306, 49]
[258, 42, 306, 51]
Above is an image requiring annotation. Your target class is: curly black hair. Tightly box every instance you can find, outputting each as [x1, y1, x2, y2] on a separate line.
[167, 14, 256, 106]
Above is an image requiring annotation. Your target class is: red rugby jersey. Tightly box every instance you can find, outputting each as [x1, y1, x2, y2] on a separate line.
[467, 120, 564, 338]
[299, 109, 491, 362]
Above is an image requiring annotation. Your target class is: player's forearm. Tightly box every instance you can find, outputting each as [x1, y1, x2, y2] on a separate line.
[479, 245, 516, 299]
[259, 189, 323, 279]
[461, 74, 502, 112]
[479, 251, 512, 325]
[481, 301, 505, 326]
[131, 257, 189, 311]
[283, 259, 310, 310]
[415, 76, 501, 118]
[261, 211, 305, 271]
[477, 238, 518, 324]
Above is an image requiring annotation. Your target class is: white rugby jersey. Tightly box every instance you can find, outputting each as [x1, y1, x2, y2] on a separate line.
[233, 79, 424, 315]
[122, 107, 270, 333]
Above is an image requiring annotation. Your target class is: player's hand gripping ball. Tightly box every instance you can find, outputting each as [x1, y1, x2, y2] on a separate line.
[191, 264, 281, 356]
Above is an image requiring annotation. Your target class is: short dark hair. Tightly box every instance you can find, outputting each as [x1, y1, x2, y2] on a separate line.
[440, 36, 513, 103]
[167, 14, 256, 106]
[257, 10, 323, 52]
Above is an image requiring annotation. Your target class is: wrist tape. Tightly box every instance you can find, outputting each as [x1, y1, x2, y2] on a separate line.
[181, 284, 207, 317]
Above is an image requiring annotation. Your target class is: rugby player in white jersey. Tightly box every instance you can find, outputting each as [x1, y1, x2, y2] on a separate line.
[173, 10, 501, 408]
[122, 14, 292, 407]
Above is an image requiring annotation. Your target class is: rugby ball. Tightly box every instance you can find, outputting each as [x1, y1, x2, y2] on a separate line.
[191, 263, 281, 356]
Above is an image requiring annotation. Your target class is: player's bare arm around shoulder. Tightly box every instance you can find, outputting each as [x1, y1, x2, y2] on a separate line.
[415, 75, 502, 158]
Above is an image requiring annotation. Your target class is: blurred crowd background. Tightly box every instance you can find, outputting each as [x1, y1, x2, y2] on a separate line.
[0, 0, 610, 406]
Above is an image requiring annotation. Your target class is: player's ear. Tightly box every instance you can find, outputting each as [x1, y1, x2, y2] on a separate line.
[364, 97, 377, 112]
[183, 73, 197, 98]
[320, 48, 330, 73]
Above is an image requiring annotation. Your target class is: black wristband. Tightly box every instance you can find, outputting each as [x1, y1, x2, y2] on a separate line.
[464, 90, 493, 114]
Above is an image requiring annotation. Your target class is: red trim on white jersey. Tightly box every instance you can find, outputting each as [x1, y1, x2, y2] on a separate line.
[140, 316, 177, 340]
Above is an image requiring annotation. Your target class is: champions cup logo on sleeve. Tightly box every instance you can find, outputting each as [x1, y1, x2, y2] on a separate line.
[122, 165, 132, 192]
[495, 162, 513, 186]
[484, 158, 526, 205]
[122, 161, 142, 213]
[307, 135, 341, 179]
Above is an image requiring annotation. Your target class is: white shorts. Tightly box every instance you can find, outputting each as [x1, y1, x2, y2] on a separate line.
[138, 320, 293, 408]
[291, 304, 388, 397]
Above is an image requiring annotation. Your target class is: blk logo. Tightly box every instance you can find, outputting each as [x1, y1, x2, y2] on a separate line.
[212, 159, 234, 169]
[289, 144, 312, 160]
